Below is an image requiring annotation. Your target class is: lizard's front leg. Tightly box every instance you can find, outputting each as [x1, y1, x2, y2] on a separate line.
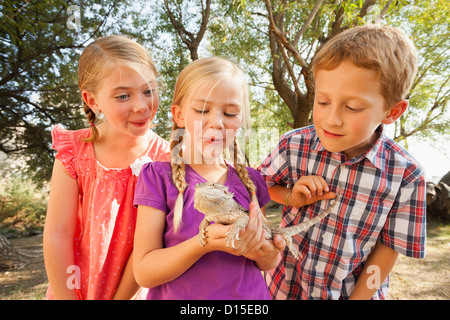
[198, 218, 211, 247]
[225, 214, 249, 249]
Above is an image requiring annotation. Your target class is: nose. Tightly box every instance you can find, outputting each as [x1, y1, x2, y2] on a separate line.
[324, 105, 343, 127]
[207, 110, 225, 129]
[132, 95, 150, 113]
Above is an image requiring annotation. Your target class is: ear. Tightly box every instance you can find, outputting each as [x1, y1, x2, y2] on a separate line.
[81, 89, 99, 112]
[381, 99, 408, 125]
[171, 104, 185, 128]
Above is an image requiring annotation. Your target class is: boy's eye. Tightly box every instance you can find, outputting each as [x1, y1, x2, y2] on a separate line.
[317, 101, 329, 106]
[345, 105, 362, 112]
[194, 109, 208, 114]
[116, 94, 129, 100]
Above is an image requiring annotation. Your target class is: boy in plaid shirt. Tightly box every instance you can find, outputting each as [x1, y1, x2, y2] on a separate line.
[259, 24, 426, 299]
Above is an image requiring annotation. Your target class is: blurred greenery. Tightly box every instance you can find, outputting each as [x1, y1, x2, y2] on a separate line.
[0, 1, 448, 228]
[0, 177, 47, 236]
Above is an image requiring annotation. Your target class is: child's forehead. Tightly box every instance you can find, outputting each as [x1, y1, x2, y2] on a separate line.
[314, 62, 385, 104]
[186, 78, 244, 103]
[101, 63, 157, 87]
[315, 61, 380, 84]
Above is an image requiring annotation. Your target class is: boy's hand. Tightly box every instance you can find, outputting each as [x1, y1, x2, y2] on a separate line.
[289, 175, 336, 207]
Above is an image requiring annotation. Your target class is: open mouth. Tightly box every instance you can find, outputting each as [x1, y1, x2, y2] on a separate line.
[204, 136, 222, 143]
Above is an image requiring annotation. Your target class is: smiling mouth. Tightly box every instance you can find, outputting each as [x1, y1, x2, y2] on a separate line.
[323, 129, 344, 138]
[130, 120, 148, 127]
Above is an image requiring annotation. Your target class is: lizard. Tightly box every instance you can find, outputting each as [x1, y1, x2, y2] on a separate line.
[193, 181, 342, 260]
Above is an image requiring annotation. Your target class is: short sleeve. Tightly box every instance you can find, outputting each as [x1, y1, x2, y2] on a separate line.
[258, 132, 289, 188]
[378, 166, 427, 258]
[147, 132, 171, 162]
[52, 125, 77, 179]
[134, 162, 171, 212]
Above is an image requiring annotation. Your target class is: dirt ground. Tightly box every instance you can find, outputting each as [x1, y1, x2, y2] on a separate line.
[388, 234, 450, 299]
[1, 223, 449, 300]
[0, 234, 47, 300]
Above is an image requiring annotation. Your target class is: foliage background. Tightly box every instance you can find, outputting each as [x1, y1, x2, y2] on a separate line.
[0, 0, 448, 224]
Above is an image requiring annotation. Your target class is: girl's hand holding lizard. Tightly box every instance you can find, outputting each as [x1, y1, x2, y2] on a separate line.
[201, 202, 285, 270]
[202, 202, 266, 256]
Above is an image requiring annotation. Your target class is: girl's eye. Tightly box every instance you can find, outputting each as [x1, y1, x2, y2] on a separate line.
[194, 109, 208, 114]
[224, 112, 238, 117]
[317, 101, 329, 106]
[144, 89, 157, 96]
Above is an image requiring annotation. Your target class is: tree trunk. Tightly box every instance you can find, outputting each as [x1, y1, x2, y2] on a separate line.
[266, 3, 317, 129]
[293, 97, 313, 128]
[0, 233, 27, 270]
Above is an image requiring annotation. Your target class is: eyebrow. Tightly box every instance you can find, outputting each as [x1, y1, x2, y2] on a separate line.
[193, 99, 241, 107]
[315, 91, 371, 104]
[111, 86, 131, 91]
[111, 82, 157, 92]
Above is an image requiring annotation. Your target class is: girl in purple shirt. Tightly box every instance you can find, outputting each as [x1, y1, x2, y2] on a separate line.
[133, 57, 286, 299]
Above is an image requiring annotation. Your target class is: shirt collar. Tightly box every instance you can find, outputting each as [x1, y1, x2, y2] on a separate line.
[361, 125, 386, 170]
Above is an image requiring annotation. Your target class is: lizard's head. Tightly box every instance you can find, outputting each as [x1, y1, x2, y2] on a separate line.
[194, 182, 235, 216]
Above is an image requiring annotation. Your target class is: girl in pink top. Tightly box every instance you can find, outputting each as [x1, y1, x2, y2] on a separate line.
[43, 35, 170, 300]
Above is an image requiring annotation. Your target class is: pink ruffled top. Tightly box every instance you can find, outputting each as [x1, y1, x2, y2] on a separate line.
[46, 125, 170, 300]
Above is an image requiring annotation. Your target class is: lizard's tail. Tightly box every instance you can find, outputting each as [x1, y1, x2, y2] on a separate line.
[283, 183, 343, 237]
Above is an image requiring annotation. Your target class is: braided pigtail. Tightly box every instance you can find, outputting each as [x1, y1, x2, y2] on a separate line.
[170, 123, 187, 232]
[81, 102, 99, 143]
[232, 139, 259, 207]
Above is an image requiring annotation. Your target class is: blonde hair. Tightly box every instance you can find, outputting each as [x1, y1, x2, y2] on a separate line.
[312, 24, 418, 109]
[170, 57, 257, 232]
[78, 35, 159, 142]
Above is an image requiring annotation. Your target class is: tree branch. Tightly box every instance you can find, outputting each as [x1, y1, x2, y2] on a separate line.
[375, 0, 394, 23]
[292, 0, 324, 46]
[163, 0, 211, 60]
[265, 0, 307, 68]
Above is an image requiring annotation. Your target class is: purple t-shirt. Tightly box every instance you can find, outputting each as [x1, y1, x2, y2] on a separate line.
[134, 161, 272, 300]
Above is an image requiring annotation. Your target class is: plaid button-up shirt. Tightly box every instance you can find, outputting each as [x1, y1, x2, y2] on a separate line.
[258, 125, 426, 300]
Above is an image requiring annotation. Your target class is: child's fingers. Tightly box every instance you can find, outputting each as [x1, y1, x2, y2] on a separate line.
[206, 223, 231, 239]
[307, 175, 329, 195]
[316, 176, 330, 193]
[238, 202, 265, 252]
[321, 191, 337, 200]
[272, 234, 286, 251]
[295, 184, 313, 198]
[296, 175, 330, 197]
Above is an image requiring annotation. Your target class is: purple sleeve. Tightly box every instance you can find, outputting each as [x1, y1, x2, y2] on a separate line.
[247, 167, 271, 208]
[134, 162, 170, 212]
